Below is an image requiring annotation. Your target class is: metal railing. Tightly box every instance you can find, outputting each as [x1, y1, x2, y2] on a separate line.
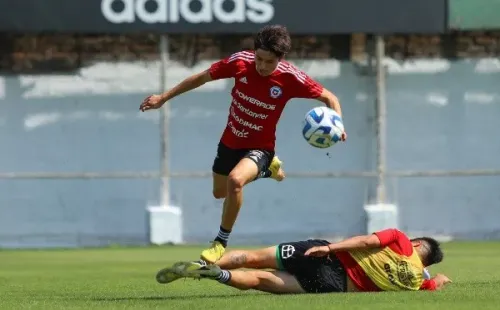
[1, 169, 499, 179]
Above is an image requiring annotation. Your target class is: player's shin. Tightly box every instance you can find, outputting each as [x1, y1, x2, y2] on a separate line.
[198, 267, 256, 291]
[216, 270, 257, 291]
[214, 200, 233, 247]
[219, 270, 302, 294]
[215, 174, 245, 247]
[200, 186, 242, 263]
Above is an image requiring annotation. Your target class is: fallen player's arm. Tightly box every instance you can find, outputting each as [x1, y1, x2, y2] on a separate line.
[159, 70, 213, 102]
[316, 88, 342, 117]
[327, 234, 381, 252]
[305, 229, 401, 256]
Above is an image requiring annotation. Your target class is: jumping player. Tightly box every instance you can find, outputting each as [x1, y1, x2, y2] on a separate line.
[140, 25, 346, 264]
[157, 228, 451, 294]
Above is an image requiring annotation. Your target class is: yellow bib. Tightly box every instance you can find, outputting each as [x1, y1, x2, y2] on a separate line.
[349, 247, 424, 291]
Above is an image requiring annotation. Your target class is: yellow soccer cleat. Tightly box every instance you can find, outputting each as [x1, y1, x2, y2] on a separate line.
[269, 156, 285, 182]
[156, 261, 204, 284]
[200, 241, 226, 264]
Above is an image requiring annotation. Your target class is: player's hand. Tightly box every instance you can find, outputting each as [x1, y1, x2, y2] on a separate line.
[304, 245, 331, 257]
[341, 131, 347, 142]
[433, 273, 452, 290]
[435, 274, 452, 284]
[140, 95, 165, 112]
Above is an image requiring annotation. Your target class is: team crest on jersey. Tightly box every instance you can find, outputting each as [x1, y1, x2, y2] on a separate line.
[270, 86, 282, 99]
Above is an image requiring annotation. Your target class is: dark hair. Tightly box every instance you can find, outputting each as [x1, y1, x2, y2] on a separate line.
[254, 25, 292, 58]
[411, 237, 444, 266]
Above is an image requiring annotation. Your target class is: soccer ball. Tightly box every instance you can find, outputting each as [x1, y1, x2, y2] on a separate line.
[302, 106, 344, 148]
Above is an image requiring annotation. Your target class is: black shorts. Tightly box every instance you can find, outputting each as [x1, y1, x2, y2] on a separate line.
[212, 142, 275, 176]
[276, 240, 347, 293]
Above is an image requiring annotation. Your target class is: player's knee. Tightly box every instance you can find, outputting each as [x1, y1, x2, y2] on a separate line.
[227, 173, 245, 193]
[212, 189, 226, 199]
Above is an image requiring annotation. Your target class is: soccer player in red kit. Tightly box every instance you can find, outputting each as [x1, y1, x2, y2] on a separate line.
[157, 228, 451, 294]
[140, 25, 346, 264]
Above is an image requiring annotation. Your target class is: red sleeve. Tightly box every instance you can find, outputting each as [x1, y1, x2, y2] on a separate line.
[208, 53, 245, 80]
[420, 279, 437, 291]
[294, 74, 324, 99]
[373, 229, 402, 247]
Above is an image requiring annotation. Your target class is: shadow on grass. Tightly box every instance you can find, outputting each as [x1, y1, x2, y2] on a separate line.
[92, 293, 273, 302]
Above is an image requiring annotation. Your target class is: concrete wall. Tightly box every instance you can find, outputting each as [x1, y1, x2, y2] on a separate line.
[0, 58, 499, 248]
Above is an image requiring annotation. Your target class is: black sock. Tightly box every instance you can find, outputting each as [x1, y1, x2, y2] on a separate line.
[214, 226, 231, 247]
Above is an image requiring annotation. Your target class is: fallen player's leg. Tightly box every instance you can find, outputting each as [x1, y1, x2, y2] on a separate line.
[155, 246, 277, 284]
[228, 270, 304, 294]
[180, 264, 306, 294]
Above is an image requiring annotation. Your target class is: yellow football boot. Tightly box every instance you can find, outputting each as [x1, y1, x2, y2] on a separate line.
[200, 241, 225, 264]
[269, 156, 285, 181]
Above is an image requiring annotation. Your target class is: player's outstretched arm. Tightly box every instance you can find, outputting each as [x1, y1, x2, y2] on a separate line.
[139, 70, 213, 112]
[316, 88, 347, 141]
[316, 88, 342, 118]
[305, 234, 381, 257]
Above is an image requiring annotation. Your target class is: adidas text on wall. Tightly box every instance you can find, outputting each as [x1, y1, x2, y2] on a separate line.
[101, 0, 275, 24]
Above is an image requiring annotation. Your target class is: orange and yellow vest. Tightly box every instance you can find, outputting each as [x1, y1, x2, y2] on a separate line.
[349, 247, 425, 291]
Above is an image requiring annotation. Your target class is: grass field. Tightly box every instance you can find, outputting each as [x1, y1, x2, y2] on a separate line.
[1, 242, 500, 309]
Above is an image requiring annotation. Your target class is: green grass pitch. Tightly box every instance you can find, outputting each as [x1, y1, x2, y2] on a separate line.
[1, 242, 500, 309]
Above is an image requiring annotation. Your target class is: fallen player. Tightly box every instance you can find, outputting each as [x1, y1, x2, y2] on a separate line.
[156, 228, 452, 293]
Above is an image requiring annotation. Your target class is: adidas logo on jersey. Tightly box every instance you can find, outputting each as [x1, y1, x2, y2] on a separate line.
[101, 0, 275, 24]
[239, 77, 248, 84]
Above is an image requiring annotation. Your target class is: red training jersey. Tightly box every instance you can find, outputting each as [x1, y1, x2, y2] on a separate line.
[208, 50, 324, 150]
[336, 229, 438, 292]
